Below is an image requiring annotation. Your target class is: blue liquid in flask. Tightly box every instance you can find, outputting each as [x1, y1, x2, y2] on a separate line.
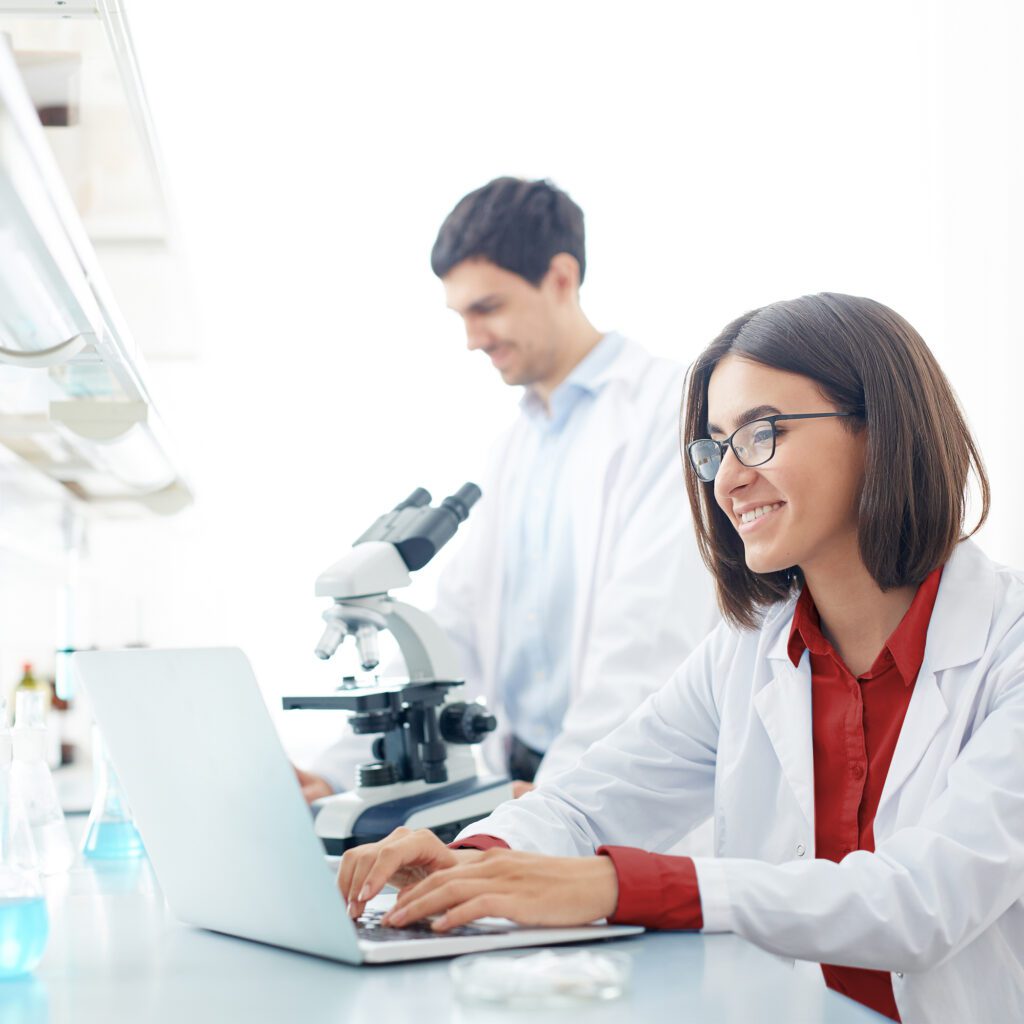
[82, 819, 144, 860]
[0, 897, 48, 979]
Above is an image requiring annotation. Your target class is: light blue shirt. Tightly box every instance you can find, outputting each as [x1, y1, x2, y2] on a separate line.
[497, 332, 626, 753]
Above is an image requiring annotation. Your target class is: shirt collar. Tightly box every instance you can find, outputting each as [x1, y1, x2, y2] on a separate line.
[787, 564, 945, 684]
[520, 332, 627, 423]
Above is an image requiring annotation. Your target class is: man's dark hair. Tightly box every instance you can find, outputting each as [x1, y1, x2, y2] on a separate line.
[430, 177, 586, 286]
[682, 292, 990, 630]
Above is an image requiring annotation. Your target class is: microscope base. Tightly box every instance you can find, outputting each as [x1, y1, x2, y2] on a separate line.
[313, 775, 513, 855]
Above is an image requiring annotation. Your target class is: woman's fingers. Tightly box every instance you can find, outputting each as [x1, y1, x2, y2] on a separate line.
[384, 877, 495, 928]
[433, 892, 518, 931]
[340, 828, 457, 918]
[339, 828, 409, 912]
[347, 842, 406, 914]
[360, 832, 451, 903]
[380, 851, 618, 930]
[386, 850, 503, 916]
[383, 863, 468, 920]
[338, 844, 373, 906]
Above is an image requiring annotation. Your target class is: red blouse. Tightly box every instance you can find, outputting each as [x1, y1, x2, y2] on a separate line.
[456, 566, 944, 1023]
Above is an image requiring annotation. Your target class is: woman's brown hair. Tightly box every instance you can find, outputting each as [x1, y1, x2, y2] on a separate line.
[682, 292, 990, 630]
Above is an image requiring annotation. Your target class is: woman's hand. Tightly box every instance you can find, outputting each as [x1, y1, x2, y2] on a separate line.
[380, 848, 619, 932]
[337, 827, 484, 919]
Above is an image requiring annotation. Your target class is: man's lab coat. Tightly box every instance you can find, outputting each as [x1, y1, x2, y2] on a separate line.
[458, 538, 1024, 1024]
[314, 337, 719, 789]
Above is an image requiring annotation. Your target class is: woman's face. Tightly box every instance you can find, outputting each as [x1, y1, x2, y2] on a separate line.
[706, 354, 867, 579]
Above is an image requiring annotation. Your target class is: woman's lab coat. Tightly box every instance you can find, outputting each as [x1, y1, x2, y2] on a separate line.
[459, 538, 1024, 1024]
[315, 339, 719, 789]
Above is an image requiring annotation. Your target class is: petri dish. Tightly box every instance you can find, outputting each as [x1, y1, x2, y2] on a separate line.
[450, 949, 631, 1007]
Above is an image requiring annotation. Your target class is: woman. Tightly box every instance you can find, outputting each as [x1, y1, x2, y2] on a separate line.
[338, 293, 1024, 1024]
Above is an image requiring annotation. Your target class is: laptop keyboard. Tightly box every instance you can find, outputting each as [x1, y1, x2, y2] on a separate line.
[357, 908, 510, 942]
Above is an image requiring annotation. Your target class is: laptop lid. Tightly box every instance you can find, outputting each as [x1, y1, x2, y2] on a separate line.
[73, 647, 363, 964]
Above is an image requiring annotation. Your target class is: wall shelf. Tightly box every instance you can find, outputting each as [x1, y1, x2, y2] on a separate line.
[0, 3, 192, 514]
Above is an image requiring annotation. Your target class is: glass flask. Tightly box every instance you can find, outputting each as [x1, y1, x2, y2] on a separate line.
[0, 721, 49, 979]
[11, 692, 74, 875]
[81, 727, 144, 860]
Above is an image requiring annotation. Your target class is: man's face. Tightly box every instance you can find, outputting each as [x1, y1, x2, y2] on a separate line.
[442, 259, 562, 388]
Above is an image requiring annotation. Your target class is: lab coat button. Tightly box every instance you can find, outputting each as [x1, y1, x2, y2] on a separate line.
[796, 843, 806, 857]
[895, 972, 904, 980]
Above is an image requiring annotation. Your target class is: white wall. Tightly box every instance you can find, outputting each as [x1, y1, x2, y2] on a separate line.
[74, 0, 1022, 761]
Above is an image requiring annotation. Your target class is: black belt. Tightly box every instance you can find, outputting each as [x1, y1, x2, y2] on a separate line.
[508, 735, 545, 783]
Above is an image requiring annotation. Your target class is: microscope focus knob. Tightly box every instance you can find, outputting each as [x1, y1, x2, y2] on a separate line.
[439, 702, 498, 745]
[349, 710, 397, 734]
[358, 761, 398, 787]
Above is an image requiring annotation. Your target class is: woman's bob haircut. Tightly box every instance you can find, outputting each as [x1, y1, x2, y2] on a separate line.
[683, 292, 990, 630]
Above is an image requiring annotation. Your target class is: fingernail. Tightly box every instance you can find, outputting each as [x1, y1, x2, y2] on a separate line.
[357, 886, 369, 902]
[432, 915, 448, 931]
[389, 908, 407, 926]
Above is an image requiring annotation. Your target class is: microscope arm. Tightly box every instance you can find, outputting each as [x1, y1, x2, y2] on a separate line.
[380, 600, 462, 682]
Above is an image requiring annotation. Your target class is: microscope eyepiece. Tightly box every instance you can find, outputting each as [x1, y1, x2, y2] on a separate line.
[394, 488, 431, 511]
[441, 483, 482, 523]
[384, 480, 483, 572]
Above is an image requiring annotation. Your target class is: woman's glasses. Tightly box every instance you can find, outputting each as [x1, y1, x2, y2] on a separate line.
[687, 413, 855, 482]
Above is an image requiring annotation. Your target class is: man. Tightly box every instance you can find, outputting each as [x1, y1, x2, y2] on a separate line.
[297, 177, 717, 801]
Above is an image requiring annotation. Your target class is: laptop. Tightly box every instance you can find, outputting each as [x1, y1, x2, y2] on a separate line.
[73, 647, 642, 964]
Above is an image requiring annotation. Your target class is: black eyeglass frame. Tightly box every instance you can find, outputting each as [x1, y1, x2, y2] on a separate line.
[687, 412, 856, 481]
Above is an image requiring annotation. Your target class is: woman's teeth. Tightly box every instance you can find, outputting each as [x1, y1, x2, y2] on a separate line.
[740, 503, 783, 525]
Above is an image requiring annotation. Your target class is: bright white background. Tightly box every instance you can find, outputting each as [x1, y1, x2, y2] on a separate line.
[82, 0, 1023, 760]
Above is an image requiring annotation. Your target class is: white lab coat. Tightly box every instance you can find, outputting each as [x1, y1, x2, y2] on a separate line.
[458, 539, 1024, 1024]
[314, 338, 719, 791]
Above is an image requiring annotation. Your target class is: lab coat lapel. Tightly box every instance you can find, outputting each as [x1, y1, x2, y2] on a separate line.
[877, 539, 994, 817]
[567, 384, 626, 684]
[876, 666, 947, 818]
[477, 428, 518, 711]
[754, 638, 816, 835]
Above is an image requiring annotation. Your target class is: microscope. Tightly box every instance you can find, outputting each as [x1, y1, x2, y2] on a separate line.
[283, 484, 513, 854]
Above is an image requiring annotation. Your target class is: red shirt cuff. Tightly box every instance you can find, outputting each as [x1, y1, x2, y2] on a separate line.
[597, 846, 703, 930]
[448, 834, 510, 852]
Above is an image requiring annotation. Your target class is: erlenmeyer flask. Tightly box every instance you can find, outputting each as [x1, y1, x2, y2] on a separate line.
[0, 721, 49, 978]
[12, 691, 74, 874]
[82, 727, 144, 860]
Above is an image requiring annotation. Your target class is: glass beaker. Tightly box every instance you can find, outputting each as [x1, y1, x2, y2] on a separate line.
[12, 691, 74, 875]
[82, 727, 144, 860]
[0, 725, 49, 979]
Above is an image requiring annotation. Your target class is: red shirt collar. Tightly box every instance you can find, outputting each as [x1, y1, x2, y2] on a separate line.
[787, 564, 944, 684]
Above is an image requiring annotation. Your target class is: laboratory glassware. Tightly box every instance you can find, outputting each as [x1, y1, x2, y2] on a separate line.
[12, 691, 75, 874]
[450, 950, 632, 1006]
[0, 721, 49, 979]
[81, 726, 144, 860]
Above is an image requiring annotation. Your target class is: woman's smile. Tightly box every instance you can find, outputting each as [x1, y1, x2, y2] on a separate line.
[735, 501, 786, 533]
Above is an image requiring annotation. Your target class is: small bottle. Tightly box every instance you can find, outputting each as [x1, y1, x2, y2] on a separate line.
[12, 664, 50, 731]
[14, 664, 45, 696]
[82, 727, 144, 860]
[12, 691, 75, 875]
[0, 710, 49, 978]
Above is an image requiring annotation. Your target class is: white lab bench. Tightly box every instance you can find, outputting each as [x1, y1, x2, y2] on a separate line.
[6, 815, 888, 1024]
